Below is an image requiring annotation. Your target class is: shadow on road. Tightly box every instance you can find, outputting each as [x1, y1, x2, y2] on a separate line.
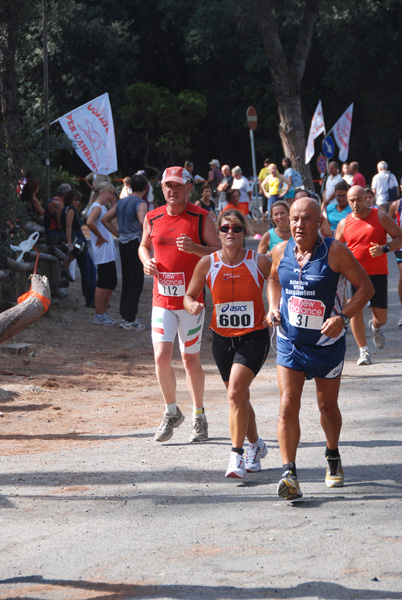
[1, 575, 402, 599]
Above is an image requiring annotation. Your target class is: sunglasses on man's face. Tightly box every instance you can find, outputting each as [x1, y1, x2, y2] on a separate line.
[218, 224, 245, 233]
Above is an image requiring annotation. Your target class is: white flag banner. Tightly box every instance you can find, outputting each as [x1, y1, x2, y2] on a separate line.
[57, 93, 117, 174]
[305, 100, 326, 164]
[333, 103, 354, 163]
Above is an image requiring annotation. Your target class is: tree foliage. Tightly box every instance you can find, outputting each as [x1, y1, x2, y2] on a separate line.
[1, 0, 402, 199]
[118, 83, 207, 175]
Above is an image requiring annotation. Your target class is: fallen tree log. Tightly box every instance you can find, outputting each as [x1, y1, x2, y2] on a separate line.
[0, 255, 36, 272]
[22, 250, 59, 263]
[0, 274, 51, 345]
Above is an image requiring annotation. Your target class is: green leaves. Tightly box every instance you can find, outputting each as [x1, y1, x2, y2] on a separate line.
[118, 82, 207, 170]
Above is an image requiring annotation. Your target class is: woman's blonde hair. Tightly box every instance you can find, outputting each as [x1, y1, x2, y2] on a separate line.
[94, 181, 115, 197]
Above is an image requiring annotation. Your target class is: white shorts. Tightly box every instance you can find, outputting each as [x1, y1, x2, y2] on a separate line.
[151, 307, 205, 354]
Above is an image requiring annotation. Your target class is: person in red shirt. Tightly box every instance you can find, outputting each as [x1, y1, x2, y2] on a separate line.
[336, 185, 402, 365]
[349, 161, 366, 188]
[139, 167, 220, 443]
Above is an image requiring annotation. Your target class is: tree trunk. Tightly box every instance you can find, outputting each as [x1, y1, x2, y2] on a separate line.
[277, 94, 309, 184]
[0, 274, 50, 345]
[0, 0, 26, 171]
[250, 0, 322, 189]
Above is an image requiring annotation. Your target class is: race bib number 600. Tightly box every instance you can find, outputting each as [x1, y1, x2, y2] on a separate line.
[158, 272, 185, 297]
[288, 296, 325, 330]
[216, 301, 254, 329]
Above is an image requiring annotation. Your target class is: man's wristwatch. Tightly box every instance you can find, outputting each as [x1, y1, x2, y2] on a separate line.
[382, 244, 390, 254]
[338, 312, 348, 327]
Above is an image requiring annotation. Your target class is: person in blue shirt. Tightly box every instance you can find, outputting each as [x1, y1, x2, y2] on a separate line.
[281, 158, 303, 202]
[325, 181, 352, 233]
[267, 197, 373, 500]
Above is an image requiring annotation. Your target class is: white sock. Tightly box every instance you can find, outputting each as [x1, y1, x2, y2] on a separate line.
[359, 346, 369, 352]
[166, 403, 177, 416]
[193, 407, 205, 418]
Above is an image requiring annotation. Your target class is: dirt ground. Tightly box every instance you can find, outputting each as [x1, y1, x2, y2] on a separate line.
[0, 222, 268, 457]
[0, 272, 170, 456]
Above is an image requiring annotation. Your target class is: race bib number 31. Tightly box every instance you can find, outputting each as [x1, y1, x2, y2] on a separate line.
[216, 301, 254, 329]
[288, 296, 325, 330]
[158, 272, 185, 297]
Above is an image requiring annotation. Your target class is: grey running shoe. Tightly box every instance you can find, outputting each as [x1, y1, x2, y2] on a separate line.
[225, 451, 246, 479]
[357, 349, 371, 366]
[277, 470, 303, 500]
[245, 439, 268, 472]
[104, 313, 118, 325]
[189, 414, 208, 442]
[368, 319, 385, 349]
[93, 314, 114, 326]
[398, 312, 402, 327]
[325, 456, 344, 488]
[154, 407, 185, 442]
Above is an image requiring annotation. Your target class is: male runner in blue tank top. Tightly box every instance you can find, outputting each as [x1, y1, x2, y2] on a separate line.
[267, 198, 374, 500]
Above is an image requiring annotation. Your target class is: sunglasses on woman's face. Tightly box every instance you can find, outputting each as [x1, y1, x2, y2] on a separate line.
[218, 224, 245, 233]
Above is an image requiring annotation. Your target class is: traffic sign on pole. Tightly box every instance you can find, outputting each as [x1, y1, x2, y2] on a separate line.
[246, 107, 259, 221]
[322, 135, 335, 159]
[246, 106, 258, 131]
[316, 154, 327, 174]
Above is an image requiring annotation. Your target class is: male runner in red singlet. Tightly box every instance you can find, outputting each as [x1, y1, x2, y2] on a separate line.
[336, 185, 402, 365]
[139, 167, 220, 443]
[389, 198, 402, 327]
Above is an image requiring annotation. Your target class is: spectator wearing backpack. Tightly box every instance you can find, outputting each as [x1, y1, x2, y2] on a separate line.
[371, 161, 401, 213]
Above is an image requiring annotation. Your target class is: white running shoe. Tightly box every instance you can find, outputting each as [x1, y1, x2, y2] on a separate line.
[225, 451, 246, 479]
[245, 439, 268, 472]
[398, 312, 402, 328]
[357, 348, 371, 366]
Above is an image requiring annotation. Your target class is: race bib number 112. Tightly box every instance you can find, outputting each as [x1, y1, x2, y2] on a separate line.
[158, 272, 185, 297]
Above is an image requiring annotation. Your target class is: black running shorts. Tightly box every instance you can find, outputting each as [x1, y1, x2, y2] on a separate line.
[212, 328, 270, 383]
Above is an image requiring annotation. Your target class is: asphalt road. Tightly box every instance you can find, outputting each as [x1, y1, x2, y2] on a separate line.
[1, 249, 401, 600]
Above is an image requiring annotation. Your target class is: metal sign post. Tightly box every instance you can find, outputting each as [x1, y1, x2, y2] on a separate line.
[246, 106, 259, 222]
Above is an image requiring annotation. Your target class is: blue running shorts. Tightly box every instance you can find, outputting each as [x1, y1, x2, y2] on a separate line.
[276, 335, 346, 380]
